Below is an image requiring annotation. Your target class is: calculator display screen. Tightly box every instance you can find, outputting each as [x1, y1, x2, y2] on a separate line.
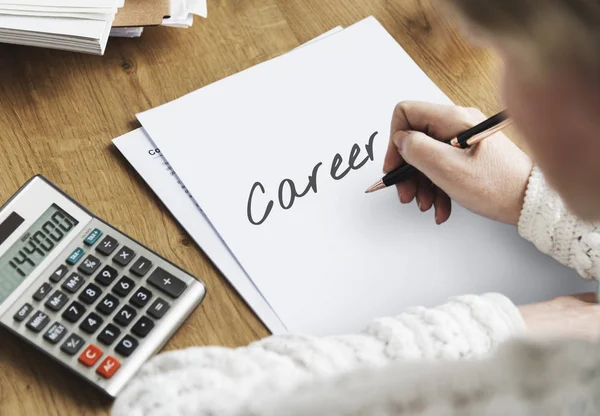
[0, 204, 78, 305]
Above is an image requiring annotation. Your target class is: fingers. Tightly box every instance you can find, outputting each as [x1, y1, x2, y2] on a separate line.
[391, 101, 484, 141]
[433, 187, 452, 224]
[415, 175, 434, 212]
[392, 130, 466, 188]
[395, 179, 417, 204]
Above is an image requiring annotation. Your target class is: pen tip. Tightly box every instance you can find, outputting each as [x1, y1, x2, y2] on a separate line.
[365, 179, 385, 194]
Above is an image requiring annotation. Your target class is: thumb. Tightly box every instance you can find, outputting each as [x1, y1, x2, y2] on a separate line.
[392, 130, 466, 185]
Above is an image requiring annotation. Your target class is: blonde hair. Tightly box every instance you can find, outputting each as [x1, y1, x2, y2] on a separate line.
[447, 0, 600, 71]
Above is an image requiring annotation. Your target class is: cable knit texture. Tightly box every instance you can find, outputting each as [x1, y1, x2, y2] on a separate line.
[111, 168, 600, 416]
[112, 294, 525, 415]
[518, 166, 600, 280]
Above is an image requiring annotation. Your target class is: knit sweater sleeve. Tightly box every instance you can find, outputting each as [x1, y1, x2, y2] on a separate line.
[518, 166, 600, 280]
[111, 293, 525, 416]
[245, 338, 600, 416]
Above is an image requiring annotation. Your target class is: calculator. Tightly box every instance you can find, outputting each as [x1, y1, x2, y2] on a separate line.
[0, 176, 206, 397]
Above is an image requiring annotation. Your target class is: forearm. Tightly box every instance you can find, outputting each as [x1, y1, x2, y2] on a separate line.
[247, 338, 600, 416]
[111, 293, 525, 415]
[519, 166, 600, 280]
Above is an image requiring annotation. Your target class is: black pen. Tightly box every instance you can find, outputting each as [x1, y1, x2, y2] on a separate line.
[365, 110, 512, 193]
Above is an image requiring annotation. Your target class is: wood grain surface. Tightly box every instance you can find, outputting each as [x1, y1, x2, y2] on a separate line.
[0, 1, 503, 414]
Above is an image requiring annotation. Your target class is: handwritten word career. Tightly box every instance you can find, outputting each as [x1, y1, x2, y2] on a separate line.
[247, 132, 378, 225]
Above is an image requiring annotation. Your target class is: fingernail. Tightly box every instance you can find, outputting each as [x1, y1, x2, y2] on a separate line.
[416, 196, 422, 211]
[435, 210, 440, 224]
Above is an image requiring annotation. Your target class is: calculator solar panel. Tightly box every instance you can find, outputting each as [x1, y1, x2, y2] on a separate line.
[0, 176, 206, 397]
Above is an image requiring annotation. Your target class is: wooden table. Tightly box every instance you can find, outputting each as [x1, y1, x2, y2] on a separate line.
[0, 1, 502, 414]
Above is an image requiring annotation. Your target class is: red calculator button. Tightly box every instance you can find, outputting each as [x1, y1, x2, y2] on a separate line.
[96, 356, 121, 379]
[78, 344, 103, 367]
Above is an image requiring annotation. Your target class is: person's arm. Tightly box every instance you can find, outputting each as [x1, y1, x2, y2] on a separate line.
[111, 293, 524, 415]
[384, 101, 600, 280]
[245, 338, 600, 416]
[519, 166, 600, 280]
[111, 292, 600, 415]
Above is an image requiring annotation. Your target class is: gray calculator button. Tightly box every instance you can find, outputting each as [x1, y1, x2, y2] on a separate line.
[129, 287, 152, 308]
[62, 273, 84, 294]
[130, 257, 152, 277]
[13, 303, 33, 322]
[44, 290, 69, 312]
[26, 311, 50, 333]
[96, 235, 118, 256]
[147, 268, 187, 298]
[113, 246, 135, 267]
[61, 334, 84, 356]
[50, 265, 69, 283]
[147, 298, 170, 319]
[113, 305, 137, 327]
[33, 283, 52, 301]
[62, 301, 86, 323]
[44, 322, 67, 344]
[78, 254, 101, 276]
[96, 294, 120, 316]
[97, 324, 121, 346]
[115, 335, 138, 357]
[131, 316, 154, 338]
[95, 265, 118, 286]
[79, 283, 102, 305]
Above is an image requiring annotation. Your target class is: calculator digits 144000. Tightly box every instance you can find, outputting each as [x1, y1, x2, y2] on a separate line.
[0, 175, 206, 397]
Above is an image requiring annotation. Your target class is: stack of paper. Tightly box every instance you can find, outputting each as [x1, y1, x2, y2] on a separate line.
[0, 0, 124, 54]
[111, 0, 208, 38]
[114, 17, 593, 336]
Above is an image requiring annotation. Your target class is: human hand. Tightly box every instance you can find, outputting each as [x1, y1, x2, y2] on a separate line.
[383, 101, 533, 225]
[518, 293, 600, 340]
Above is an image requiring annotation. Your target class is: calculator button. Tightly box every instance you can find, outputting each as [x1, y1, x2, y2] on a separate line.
[95, 265, 118, 286]
[43, 322, 67, 344]
[113, 305, 137, 327]
[97, 324, 121, 346]
[78, 344, 103, 367]
[130, 256, 153, 277]
[80, 312, 104, 334]
[115, 335, 138, 357]
[79, 283, 102, 305]
[62, 301, 86, 323]
[26, 310, 50, 333]
[61, 273, 84, 294]
[129, 287, 152, 308]
[113, 246, 136, 267]
[33, 282, 52, 301]
[96, 356, 121, 379]
[96, 294, 120, 316]
[84, 228, 103, 246]
[50, 265, 69, 283]
[131, 316, 154, 338]
[44, 290, 69, 311]
[66, 247, 85, 265]
[13, 303, 33, 322]
[147, 298, 170, 319]
[78, 254, 101, 276]
[61, 334, 85, 356]
[96, 235, 118, 255]
[112, 276, 135, 297]
[147, 268, 187, 298]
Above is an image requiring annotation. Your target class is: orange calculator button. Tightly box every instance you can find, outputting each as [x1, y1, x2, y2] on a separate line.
[96, 356, 121, 379]
[78, 344, 103, 367]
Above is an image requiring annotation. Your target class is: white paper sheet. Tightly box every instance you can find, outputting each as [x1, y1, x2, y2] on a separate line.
[113, 28, 345, 334]
[138, 17, 593, 335]
[113, 129, 287, 333]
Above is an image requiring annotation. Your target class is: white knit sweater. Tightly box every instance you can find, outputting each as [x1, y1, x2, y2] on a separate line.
[112, 167, 600, 416]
